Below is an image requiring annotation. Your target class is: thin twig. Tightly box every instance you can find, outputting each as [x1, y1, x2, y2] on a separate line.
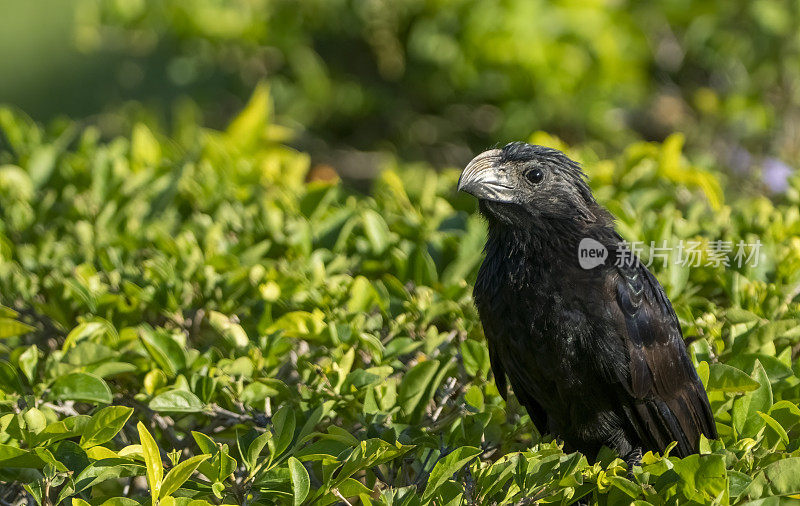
[122, 476, 133, 497]
[430, 376, 458, 422]
[190, 308, 205, 340]
[211, 404, 251, 422]
[332, 488, 354, 506]
[40, 401, 79, 416]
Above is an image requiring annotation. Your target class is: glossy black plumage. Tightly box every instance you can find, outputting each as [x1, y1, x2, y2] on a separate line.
[460, 142, 717, 464]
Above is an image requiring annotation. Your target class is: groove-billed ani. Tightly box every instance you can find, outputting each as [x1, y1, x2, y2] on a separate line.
[458, 142, 717, 466]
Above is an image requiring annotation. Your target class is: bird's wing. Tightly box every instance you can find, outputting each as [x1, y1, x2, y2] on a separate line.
[606, 252, 717, 457]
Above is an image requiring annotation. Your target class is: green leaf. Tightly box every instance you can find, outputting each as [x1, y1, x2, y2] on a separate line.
[138, 421, 163, 500]
[131, 123, 162, 168]
[88, 361, 138, 378]
[441, 214, 486, 285]
[74, 458, 143, 493]
[696, 360, 710, 387]
[22, 407, 47, 434]
[271, 404, 296, 460]
[334, 477, 371, 498]
[362, 210, 390, 254]
[398, 359, 440, 419]
[347, 275, 379, 313]
[80, 406, 134, 448]
[726, 308, 761, 324]
[460, 340, 489, 377]
[728, 353, 794, 383]
[0, 444, 43, 468]
[288, 456, 310, 506]
[18, 345, 38, 383]
[219, 449, 237, 480]
[609, 475, 643, 499]
[51, 372, 112, 404]
[409, 245, 438, 285]
[331, 439, 412, 488]
[140, 327, 186, 377]
[769, 400, 800, 432]
[464, 385, 484, 411]
[265, 310, 326, 340]
[225, 81, 271, 150]
[734, 360, 773, 439]
[62, 321, 109, 351]
[296, 401, 334, 444]
[149, 390, 205, 413]
[745, 457, 800, 499]
[159, 454, 210, 499]
[763, 458, 800, 495]
[97, 499, 141, 506]
[192, 431, 218, 455]
[422, 446, 482, 500]
[32, 420, 78, 446]
[247, 430, 273, 470]
[207, 311, 249, 348]
[52, 440, 90, 474]
[707, 363, 760, 392]
[669, 453, 727, 502]
[294, 438, 351, 462]
[0, 317, 34, 338]
[0, 360, 23, 394]
[759, 411, 789, 445]
[63, 341, 115, 367]
[27, 144, 57, 189]
[728, 470, 752, 501]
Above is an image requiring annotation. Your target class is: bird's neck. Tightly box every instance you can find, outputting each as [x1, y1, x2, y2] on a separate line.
[484, 217, 612, 283]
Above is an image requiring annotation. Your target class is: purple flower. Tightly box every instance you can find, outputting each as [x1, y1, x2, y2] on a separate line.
[729, 146, 752, 174]
[762, 157, 793, 193]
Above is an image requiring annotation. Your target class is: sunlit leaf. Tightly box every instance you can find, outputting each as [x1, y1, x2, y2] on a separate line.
[422, 446, 482, 500]
[288, 456, 310, 506]
[51, 372, 112, 404]
[80, 406, 134, 448]
[159, 454, 210, 499]
[137, 422, 163, 501]
[149, 390, 205, 413]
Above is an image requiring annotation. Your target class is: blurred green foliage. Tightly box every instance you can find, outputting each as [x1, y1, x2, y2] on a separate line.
[3, 0, 800, 166]
[21, 0, 791, 166]
[1, 86, 800, 504]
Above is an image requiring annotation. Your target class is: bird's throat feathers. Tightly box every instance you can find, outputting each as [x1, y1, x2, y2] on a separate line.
[480, 203, 614, 284]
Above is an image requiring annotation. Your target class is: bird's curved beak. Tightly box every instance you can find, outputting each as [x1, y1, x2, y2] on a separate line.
[458, 149, 514, 202]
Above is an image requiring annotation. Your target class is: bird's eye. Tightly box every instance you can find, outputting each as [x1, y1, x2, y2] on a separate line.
[526, 168, 544, 184]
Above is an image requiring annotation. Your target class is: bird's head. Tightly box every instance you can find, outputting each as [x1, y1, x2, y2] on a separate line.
[458, 142, 599, 229]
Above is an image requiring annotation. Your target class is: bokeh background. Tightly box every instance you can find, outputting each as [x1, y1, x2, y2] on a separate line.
[1, 0, 797, 188]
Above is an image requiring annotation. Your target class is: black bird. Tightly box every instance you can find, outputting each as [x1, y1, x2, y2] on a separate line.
[458, 142, 717, 466]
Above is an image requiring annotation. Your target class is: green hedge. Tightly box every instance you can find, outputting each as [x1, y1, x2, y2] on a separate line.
[2, 87, 800, 504]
